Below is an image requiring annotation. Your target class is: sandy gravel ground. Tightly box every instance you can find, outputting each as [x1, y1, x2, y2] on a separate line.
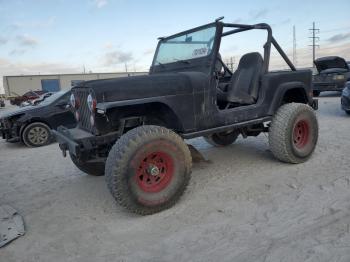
[0, 93, 349, 262]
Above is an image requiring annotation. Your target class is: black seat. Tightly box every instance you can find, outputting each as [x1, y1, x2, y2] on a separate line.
[220, 52, 263, 105]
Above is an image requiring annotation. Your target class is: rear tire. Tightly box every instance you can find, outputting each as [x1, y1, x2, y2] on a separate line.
[105, 125, 192, 215]
[345, 110, 350, 115]
[204, 131, 239, 146]
[269, 103, 318, 164]
[22, 122, 51, 147]
[70, 153, 105, 176]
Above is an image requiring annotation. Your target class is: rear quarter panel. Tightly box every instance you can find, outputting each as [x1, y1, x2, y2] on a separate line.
[262, 70, 313, 114]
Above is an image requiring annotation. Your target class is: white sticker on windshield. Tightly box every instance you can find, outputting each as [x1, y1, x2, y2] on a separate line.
[192, 47, 208, 58]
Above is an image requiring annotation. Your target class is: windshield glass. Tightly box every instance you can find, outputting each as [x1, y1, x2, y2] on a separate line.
[38, 90, 68, 106]
[154, 25, 216, 65]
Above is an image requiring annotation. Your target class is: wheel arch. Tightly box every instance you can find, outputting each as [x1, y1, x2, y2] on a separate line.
[105, 101, 184, 132]
[19, 119, 52, 141]
[268, 82, 311, 114]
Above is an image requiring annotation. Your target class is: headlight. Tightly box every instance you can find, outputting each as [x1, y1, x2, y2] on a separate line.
[87, 93, 97, 112]
[333, 75, 345, 80]
[70, 93, 79, 108]
[342, 86, 350, 96]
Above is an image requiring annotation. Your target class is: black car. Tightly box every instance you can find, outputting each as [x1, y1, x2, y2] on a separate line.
[53, 19, 318, 215]
[313, 56, 350, 96]
[341, 81, 350, 115]
[0, 90, 76, 147]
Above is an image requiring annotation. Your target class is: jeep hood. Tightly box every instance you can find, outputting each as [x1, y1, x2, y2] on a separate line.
[314, 56, 349, 73]
[79, 73, 199, 102]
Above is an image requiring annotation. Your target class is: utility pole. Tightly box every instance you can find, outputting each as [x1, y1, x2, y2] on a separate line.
[309, 22, 320, 67]
[230, 57, 235, 71]
[226, 57, 235, 71]
[293, 25, 297, 66]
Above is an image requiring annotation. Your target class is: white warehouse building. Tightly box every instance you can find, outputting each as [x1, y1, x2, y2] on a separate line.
[2, 72, 146, 96]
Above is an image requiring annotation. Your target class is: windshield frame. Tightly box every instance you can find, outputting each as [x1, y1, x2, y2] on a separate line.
[150, 21, 295, 75]
[151, 22, 218, 69]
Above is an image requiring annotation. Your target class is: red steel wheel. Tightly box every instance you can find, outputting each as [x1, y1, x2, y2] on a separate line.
[105, 125, 192, 215]
[293, 120, 309, 149]
[269, 103, 318, 164]
[136, 151, 174, 193]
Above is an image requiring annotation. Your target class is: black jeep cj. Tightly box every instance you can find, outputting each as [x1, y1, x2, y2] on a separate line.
[53, 19, 319, 215]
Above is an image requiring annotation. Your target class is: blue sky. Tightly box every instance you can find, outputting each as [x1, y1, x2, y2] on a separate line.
[1, 0, 350, 92]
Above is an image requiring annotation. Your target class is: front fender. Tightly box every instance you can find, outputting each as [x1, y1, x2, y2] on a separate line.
[97, 97, 170, 112]
[96, 96, 194, 132]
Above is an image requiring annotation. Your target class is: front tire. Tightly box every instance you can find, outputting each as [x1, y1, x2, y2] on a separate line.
[105, 125, 192, 215]
[204, 130, 239, 146]
[269, 103, 318, 164]
[22, 122, 51, 147]
[70, 153, 105, 176]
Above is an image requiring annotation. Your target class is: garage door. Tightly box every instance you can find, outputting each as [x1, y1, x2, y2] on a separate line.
[41, 79, 60, 92]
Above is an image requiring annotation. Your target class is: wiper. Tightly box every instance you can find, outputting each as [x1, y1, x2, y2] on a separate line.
[173, 59, 191, 64]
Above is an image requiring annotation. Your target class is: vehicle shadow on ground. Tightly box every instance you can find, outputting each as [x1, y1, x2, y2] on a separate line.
[189, 136, 278, 169]
[0, 141, 24, 150]
[0, 140, 59, 151]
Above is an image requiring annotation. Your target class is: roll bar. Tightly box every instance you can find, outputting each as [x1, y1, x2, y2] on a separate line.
[221, 22, 296, 72]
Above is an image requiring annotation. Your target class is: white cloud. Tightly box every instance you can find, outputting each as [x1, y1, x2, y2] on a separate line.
[94, 0, 108, 8]
[103, 50, 133, 66]
[0, 37, 7, 45]
[327, 33, 350, 43]
[9, 16, 56, 31]
[250, 9, 269, 20]
[104, 41, 114, 49]
[232, 18, 242, 24]
[9, 49, 27, 56]
[143, 48, 154, 55]
[16, 34, 39, 47]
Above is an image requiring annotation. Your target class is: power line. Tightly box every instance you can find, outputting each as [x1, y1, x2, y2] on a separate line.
[309, 22, 320, 67]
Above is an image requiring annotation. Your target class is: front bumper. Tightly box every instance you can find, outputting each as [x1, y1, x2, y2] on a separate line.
[52, 126, 119, 158]
[341, 95, 350, 111]
[313, 82, 345, 92]
[0, 120, 20, 142]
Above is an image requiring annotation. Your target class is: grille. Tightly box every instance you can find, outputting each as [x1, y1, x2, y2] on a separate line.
[0, 118, 11, 129]
[74, 88, 94, 133]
